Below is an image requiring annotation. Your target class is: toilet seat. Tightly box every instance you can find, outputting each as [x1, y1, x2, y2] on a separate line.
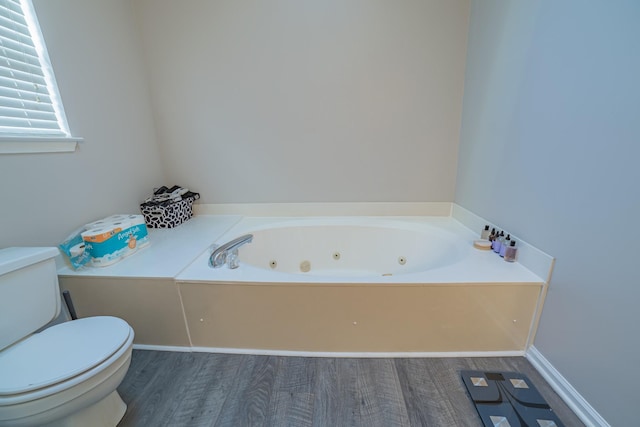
[0, 317, 132, 402]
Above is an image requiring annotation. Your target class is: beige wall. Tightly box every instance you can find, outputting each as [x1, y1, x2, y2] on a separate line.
[0, 0, 164, 247]
[1, 0, 469, 243]
[456, 1, 640, 424]
[132, 0, 469, 203]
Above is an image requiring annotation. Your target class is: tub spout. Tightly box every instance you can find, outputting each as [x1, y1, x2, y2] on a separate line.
[209, 234, 253, 269]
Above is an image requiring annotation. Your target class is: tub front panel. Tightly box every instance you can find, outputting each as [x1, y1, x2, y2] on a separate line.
[179, 281, 542, 353]
[60, 276, 191, 347]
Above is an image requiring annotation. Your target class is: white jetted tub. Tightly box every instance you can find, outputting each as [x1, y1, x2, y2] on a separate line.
[180, 216, 541, 284]
[233, 221, 461, 277]
[176, 216, 547, 355]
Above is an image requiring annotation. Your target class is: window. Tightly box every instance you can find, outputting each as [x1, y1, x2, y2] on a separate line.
[0, 0, 79, 153]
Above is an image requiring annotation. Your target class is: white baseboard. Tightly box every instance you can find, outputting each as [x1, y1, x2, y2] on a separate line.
[133, 344, 193, 352]
[192, 348, 525, 358]
[526, 346, 609, 427]
[133, 344, 523, 358]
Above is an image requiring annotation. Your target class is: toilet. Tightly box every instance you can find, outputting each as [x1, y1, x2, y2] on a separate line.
[0, 247, 134, 427]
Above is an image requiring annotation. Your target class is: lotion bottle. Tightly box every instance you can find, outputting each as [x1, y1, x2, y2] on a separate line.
[500, 234, 511, 257]
[481, 225, 490, 240]
[504, 240, 517, 262]
[493, 230, 504, 253]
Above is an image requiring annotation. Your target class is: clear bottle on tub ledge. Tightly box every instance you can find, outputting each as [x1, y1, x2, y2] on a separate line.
[504, 240, 517, 262]
[500, 234, 511, 257]
[481, 225, 490, 240]
[488, 228, 496, 243]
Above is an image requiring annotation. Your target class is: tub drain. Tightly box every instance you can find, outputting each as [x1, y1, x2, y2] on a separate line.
[398, 256, 407, 265]
[332, 252, 341, 260]
[269, 260, 277, 269]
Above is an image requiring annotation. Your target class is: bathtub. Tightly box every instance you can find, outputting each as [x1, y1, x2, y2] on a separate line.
[176, 216, 546, 355]
[180, 216, 541, 284]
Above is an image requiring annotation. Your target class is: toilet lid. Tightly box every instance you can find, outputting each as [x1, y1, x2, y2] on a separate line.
[0, 316, 132, 395]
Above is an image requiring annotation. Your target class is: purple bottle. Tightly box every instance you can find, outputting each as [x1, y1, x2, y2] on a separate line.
[492, 230, 504, 253]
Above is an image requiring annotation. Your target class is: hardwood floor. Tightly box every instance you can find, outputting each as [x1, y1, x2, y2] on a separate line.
[117, 350, 585, 426]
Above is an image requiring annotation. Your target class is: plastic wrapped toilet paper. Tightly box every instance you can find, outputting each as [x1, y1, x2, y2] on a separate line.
[59, 227, 92, 270]
[81, 214, 149, 267]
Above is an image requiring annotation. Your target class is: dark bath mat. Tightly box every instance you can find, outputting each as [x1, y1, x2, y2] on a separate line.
[461, 370, 564, 427]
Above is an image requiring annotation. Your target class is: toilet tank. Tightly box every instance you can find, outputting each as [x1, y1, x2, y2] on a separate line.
[0, 247, 61, 351]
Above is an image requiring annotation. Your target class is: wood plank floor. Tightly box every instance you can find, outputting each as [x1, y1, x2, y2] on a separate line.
[117, 350, 585, 427]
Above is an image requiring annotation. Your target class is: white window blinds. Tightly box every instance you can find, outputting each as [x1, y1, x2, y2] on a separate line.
[0, 0, 71, 139]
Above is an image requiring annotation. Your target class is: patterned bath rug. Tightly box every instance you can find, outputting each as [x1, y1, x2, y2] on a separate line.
[461, 370, 564, 427]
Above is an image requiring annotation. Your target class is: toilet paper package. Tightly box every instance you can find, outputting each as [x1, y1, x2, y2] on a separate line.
[59, 227, 92, 270]
[81, 215, 149, 267]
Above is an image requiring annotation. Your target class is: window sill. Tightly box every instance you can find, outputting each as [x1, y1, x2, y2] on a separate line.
[0, 137, 83, 154]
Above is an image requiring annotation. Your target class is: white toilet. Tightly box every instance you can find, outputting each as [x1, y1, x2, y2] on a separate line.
[0, 247, 134, 427]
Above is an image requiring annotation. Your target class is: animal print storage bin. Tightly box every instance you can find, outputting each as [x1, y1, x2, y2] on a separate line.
[140, 186, 200, 228]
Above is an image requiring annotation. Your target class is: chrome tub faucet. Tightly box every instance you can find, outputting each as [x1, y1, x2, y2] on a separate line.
[208, 234, 253, 269]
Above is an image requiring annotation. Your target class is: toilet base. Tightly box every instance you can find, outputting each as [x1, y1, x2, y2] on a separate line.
[42, 391, 126, 427]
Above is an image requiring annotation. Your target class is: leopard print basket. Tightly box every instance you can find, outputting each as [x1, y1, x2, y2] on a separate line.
[140, 196, 196, 228]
